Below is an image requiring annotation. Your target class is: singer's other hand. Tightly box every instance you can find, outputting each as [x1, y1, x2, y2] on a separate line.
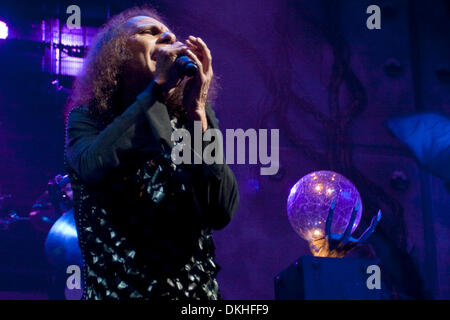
[183, 36, 213, 132]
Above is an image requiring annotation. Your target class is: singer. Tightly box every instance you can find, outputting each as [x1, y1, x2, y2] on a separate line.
[64, 6, 239, 300]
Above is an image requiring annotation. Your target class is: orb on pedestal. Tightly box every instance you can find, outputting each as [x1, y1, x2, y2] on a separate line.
[287, 171, 362, 243]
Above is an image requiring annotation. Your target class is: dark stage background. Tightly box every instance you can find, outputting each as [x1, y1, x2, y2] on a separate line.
[0, 0, 449, 299]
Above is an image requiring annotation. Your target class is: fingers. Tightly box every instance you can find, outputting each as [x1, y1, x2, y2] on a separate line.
[340, 200, 359, 243]
[153, 42, 192, 90]
[184, 49, 204, 74]
[186, 37, 201, 57]
[193, 36, 212, 61]
[186, 40, 204, 65]
[358, 209, 382, 244]
[186, 36, 212, 73]
[155, 42, 189, 60]
[170, 42, 189, 55]
[185, 39, 198, 50]
[325, 199, 335, 236]
[357, 217, 377, 244]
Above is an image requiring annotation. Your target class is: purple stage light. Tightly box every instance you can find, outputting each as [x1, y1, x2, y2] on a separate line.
[41, 19, 97, 76]
[0, 21, 8, 39]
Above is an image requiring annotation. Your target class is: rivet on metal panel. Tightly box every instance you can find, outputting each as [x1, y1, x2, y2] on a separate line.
[390, 170, 410, 191]
[275, 275, 282, 286]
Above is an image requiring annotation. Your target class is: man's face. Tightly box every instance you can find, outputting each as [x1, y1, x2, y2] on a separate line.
[123, 16, 176, 81]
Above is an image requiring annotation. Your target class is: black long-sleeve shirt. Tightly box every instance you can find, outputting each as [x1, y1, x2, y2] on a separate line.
[64, 81, 239, 299]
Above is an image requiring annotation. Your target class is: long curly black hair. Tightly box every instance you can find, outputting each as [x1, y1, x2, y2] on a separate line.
[65, 6, 165, 119]
[66, 5, 218, 122]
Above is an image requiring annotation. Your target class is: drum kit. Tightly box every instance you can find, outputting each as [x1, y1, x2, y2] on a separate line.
[1, 173, 83, 299]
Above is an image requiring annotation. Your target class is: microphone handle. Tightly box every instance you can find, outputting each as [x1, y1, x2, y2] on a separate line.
[175, 56, 198, 77]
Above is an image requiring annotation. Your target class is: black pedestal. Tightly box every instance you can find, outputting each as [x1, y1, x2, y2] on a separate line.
[274, 256, 389, 300]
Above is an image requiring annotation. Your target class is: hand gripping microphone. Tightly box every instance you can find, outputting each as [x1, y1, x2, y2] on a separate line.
[175, 56, 198, 77]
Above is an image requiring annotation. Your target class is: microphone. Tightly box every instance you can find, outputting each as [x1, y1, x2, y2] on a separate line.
[175, 56, 198, 77]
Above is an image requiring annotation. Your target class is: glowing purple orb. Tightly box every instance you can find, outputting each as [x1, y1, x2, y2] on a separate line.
[287, 171, 362, 242]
